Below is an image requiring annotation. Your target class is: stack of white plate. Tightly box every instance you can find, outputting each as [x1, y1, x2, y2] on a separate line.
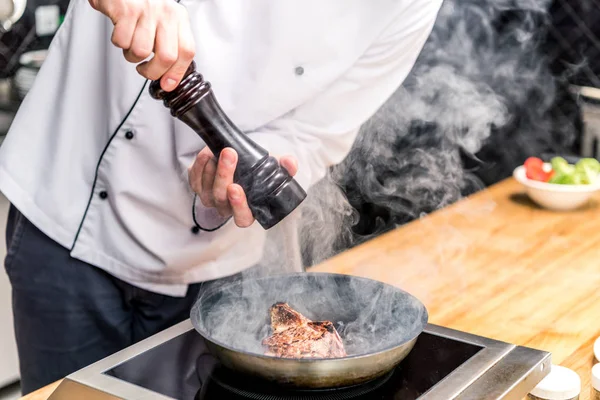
[14, 49, 47, 99]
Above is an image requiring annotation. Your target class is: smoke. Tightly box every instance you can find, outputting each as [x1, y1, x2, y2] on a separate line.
[194, 274, 426, 356]
[194, 0, 582, 362]
[298, 0, 577, 266]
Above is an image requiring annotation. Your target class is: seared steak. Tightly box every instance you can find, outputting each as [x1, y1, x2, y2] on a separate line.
[268, 302, 311, 333]
[262, 302, 347, 359]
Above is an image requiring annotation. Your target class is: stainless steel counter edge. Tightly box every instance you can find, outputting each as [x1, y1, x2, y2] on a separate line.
[455, 346, 551, 400]
[48, 320, 194, 400]
[46, 320, 551, 400]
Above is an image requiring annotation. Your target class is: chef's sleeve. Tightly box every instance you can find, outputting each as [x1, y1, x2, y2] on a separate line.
[248, 0, 442, 190]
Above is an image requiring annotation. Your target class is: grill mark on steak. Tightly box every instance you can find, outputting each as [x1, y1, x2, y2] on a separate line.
[262, 303, 347, 359]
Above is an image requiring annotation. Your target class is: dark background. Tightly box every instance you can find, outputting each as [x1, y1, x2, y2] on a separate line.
[0, 0, 70, 79]
[333, 0, 600, 243]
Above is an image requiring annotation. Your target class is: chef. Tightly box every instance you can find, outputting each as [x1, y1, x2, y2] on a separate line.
[0, 0, 442, 394]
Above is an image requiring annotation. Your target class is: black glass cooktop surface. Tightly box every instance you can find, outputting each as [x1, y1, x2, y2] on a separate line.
[104, 330, 483, 400]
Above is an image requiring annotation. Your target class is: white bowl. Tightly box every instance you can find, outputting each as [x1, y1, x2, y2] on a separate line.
[513, 165, 600, 211]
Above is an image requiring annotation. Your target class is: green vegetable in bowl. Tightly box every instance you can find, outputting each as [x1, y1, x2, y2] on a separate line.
[574, 158, 600, 184]
[550, 157, 574, 175]
[547, 157, 600, 185]
[549, 173, 576, 185]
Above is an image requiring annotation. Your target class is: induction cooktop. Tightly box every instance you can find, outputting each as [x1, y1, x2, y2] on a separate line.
[47, 320, 550, 400]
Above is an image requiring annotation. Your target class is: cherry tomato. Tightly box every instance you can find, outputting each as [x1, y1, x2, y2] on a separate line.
[524, 157, 553, 182]
[524, 157, 544, 171]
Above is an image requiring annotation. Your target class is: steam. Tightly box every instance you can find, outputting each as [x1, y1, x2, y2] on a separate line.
[298, 0, 577, 265]
[195, 0, 581, 360]
[194, 274, 426, 356]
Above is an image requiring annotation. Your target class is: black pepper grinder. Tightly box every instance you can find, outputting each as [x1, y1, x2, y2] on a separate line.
[149, 62, 307, 230]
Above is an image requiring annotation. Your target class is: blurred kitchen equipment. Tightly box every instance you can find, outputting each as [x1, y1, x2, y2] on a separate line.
[0, 0, 26, 32]
[572, 86, 600, 160]
[13, 48, 46, 99]
[0, 195, 19, 388]
[190, 273, 428, 389]
[0, 79, 16, 136]
[149, 62, 306, 230]
[0, 78, 20, 145]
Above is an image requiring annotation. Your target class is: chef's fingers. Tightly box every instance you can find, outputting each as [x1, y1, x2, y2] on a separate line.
[124, 12, 156, 64]
[228, 184, 254, 228]
[189, 149, 212, 195]
[200, 157, 218, 208]
[160, 6, 195, 91]
[212, 148, 237, 217]
[111, 16, 137, 50]
[87, 0, 102, 12]
[136, 23, 177, 81]
[89, 0, 129, 23]
[279, 155, 298, 176]
[138, 2, 189, 83]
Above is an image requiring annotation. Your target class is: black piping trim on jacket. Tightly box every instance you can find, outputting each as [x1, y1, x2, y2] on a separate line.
[70, 80, 149, 251]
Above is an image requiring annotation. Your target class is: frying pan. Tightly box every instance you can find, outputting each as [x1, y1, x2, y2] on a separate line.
[190, 272, 428, 389]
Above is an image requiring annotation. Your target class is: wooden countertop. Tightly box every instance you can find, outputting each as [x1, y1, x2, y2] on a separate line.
[311, 177, 600, 399]
[22, 177, 600, 399]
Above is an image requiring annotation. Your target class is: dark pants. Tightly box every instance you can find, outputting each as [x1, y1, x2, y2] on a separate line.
[4, 205, 203, 395]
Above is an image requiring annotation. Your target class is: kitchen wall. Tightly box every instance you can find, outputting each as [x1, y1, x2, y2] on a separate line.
[545, 0, 600, 89]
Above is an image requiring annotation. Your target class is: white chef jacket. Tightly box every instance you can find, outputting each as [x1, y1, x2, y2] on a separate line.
[0, 0, 442, 296]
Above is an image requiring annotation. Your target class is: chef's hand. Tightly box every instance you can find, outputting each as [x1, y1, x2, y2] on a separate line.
[189, 147, 298, 228]
[89, 0, 195, 91]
